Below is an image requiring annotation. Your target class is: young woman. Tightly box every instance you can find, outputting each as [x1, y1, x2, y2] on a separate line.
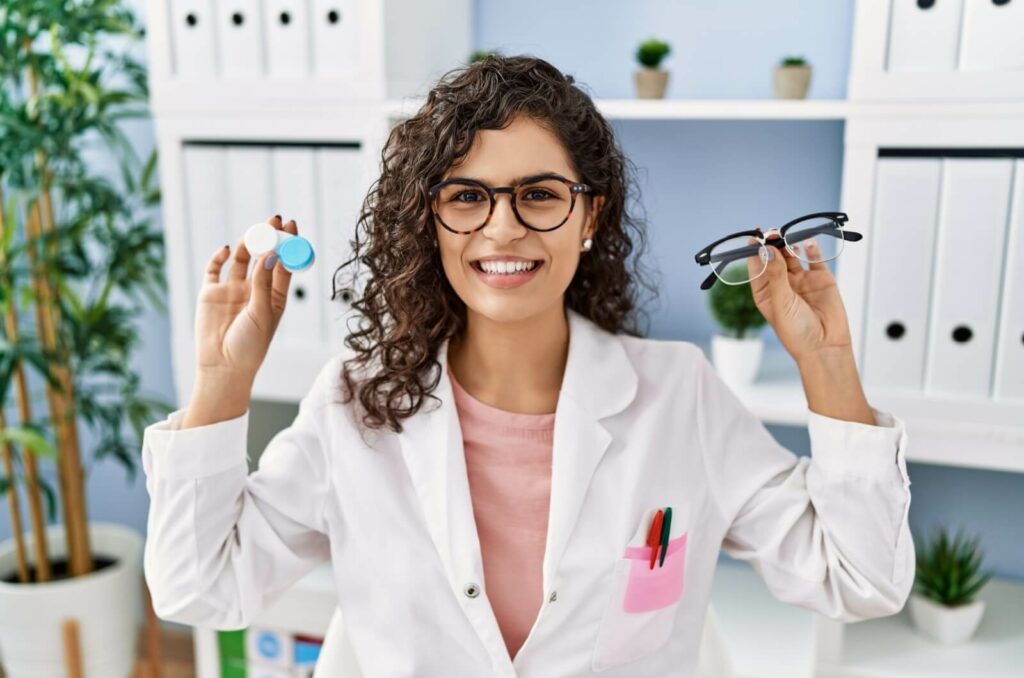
[142, 56, 913, 677]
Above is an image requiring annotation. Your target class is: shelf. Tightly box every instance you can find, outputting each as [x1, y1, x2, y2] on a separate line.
[700, 345, 1024, 474]
[382, 97, 1024, 122]
[819, 579, 1024, 678]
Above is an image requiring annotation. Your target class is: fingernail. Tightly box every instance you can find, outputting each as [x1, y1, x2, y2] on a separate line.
[223, 244, 229, 249]
[264, 253, 278, 270]
[274, 214, 281, 220]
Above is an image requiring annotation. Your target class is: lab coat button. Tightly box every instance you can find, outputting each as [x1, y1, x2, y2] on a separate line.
[463, 582, 480, 598]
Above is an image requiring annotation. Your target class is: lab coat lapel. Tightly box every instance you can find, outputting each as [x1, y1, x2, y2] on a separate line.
[395, 308, 638, 656]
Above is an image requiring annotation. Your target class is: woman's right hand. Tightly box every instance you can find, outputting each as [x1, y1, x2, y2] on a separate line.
[182, 216, 297, 428]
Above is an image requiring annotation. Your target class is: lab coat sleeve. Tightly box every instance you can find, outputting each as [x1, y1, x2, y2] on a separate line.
[141, 367, 334, 630]
[692, 347, 914, 622]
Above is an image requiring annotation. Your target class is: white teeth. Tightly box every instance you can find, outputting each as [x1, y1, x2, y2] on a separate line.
[478, 260, 537, 274]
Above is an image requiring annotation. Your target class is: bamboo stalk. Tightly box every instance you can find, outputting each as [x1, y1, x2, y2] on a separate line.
[22, 36, 92, 576]
[0, 184, 51, 582]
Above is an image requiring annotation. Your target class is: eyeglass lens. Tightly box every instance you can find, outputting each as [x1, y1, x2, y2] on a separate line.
[433, 179, 575, 233]
[707, 216, 847, 286]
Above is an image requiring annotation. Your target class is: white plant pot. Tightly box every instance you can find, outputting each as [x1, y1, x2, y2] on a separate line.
[0, 521, 144, 678]
[907, 592, 986, 644]
[773, 64, 812, 99]
[634, 67, 669, 99]
[710, 335, 763, 389]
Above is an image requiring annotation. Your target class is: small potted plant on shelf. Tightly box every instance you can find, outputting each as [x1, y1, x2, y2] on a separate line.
[635, 38, 671, 99]
[908, 526, 994, 644]
[469, 49, 502, 64]
[773, 55, 812, 99]
[0, 2, 171, 676]
[708, 267, 767, 389]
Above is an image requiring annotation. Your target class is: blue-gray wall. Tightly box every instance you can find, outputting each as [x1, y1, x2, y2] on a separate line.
[2, 0, 1022, 583]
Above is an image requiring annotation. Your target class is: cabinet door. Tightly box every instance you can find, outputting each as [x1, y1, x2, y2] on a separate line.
[925, 158, 1014, 397]
[316, 146, 368, 353]
[862, 158, 942, 392]
[886, 0, 964, 72]
[993, 159, 1024, 401]
[170, 0, 218, 78]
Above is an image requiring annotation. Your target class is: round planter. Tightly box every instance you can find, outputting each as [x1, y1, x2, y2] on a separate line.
[908, 592, 986, 644]
[710, 335, 763, 389]
[773, 65, 811, 99]
[635, 67, 669, 99]
[0, 522, 144, 678]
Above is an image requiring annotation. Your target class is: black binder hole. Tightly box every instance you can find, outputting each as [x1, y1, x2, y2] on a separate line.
[279, 11, 291, 25]
[185, 12, 198, 27]
[952, 325, 973, 343]
[917, 0, 936, 8]
[886, 322, 906, 340]
[231, 12, 244, 26]
[340, 289, 353, 303]
[1020, 331, 1023, 346]
[295, 286, 306, 300]
[993, 0, 1011, 7]
[328, 9, 341, 24]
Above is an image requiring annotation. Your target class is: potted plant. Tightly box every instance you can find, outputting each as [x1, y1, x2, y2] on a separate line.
[708, 267, 767, 389]
[908, 527, 994, 644]
[635, 38, 671, 99]
[469, 49, 502, 63]
[0, 1, 171, 675]
[773, 55, 812, 99]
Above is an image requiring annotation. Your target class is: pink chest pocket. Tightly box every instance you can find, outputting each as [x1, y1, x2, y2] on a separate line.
[621, 533, 688, 613]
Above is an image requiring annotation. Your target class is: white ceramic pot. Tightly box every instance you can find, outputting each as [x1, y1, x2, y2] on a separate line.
[0, 522, 144, 678]
[907, 593, 986, 644]
[635, 67, 669, 99]
[773, 65, 812, 99]
[710, 335, 763, 389]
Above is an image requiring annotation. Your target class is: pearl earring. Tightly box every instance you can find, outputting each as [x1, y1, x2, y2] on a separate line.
[582, 238, 593, 251]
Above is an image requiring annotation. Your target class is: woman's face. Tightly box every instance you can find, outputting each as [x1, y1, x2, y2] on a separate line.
[434, 114, 604, 324]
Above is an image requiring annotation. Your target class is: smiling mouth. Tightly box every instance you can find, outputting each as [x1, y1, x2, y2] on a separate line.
[471, 260, 543, 274]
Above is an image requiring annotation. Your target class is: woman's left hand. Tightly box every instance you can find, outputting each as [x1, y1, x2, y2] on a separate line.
[747, 233, 853, 364]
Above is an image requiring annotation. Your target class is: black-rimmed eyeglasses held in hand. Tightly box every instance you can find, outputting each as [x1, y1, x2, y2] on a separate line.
[428, 172, 592, 234]
[693, 211, 862, 290]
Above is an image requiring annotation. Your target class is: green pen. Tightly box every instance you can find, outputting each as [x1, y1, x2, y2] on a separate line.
[658, 506, 672, 567]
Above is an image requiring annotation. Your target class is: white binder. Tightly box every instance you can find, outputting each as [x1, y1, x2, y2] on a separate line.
[862, 158, 942, 392]
[215, 1, 265, 78]
[925, 157, 1015, 398]
[959, 0, 1024, 71]
[886, 0, 964, 72]
[264, 0, 312, 78]
[224, 146, 274, 248]
[170, 0, 219, 78]
[316, 146, 367, 350]
[182, 145, 230, 300]
[271, 146, 326, 345]
[310, 0, 360, 79]
[993, 159, 1024, 401]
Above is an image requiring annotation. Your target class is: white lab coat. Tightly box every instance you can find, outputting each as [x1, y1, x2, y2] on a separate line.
[141, 307, 914, 677]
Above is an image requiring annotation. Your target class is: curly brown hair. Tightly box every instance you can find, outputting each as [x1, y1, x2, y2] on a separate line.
[332, 54, 659, 435]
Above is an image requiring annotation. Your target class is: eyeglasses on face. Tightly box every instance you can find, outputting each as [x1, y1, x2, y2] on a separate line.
[693, 211, 862, 290]
[428, 172, 592, 234]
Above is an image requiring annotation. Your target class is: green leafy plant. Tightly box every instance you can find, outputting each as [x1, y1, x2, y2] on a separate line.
[708, 267, 767, 339]
[469, 49, 502, 64]
[0, 0, 172, 583]
[636, 38, 671, 69]
[780, 55, 808, 67]
[914, 526, 994, 607]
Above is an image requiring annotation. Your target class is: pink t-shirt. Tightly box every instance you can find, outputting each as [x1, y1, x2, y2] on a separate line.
[447, 363, 555, 662]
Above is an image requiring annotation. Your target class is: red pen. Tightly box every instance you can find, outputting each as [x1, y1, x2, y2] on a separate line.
[646, 509, 664, 570]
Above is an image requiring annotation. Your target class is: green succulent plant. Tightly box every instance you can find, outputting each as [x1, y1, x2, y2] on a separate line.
[780, 55, 809, 67]
[469, 49, 501, 64]
[708, 267, 767, 339]
[636, 38, 671, 69]
[914, 526, 994, 607]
